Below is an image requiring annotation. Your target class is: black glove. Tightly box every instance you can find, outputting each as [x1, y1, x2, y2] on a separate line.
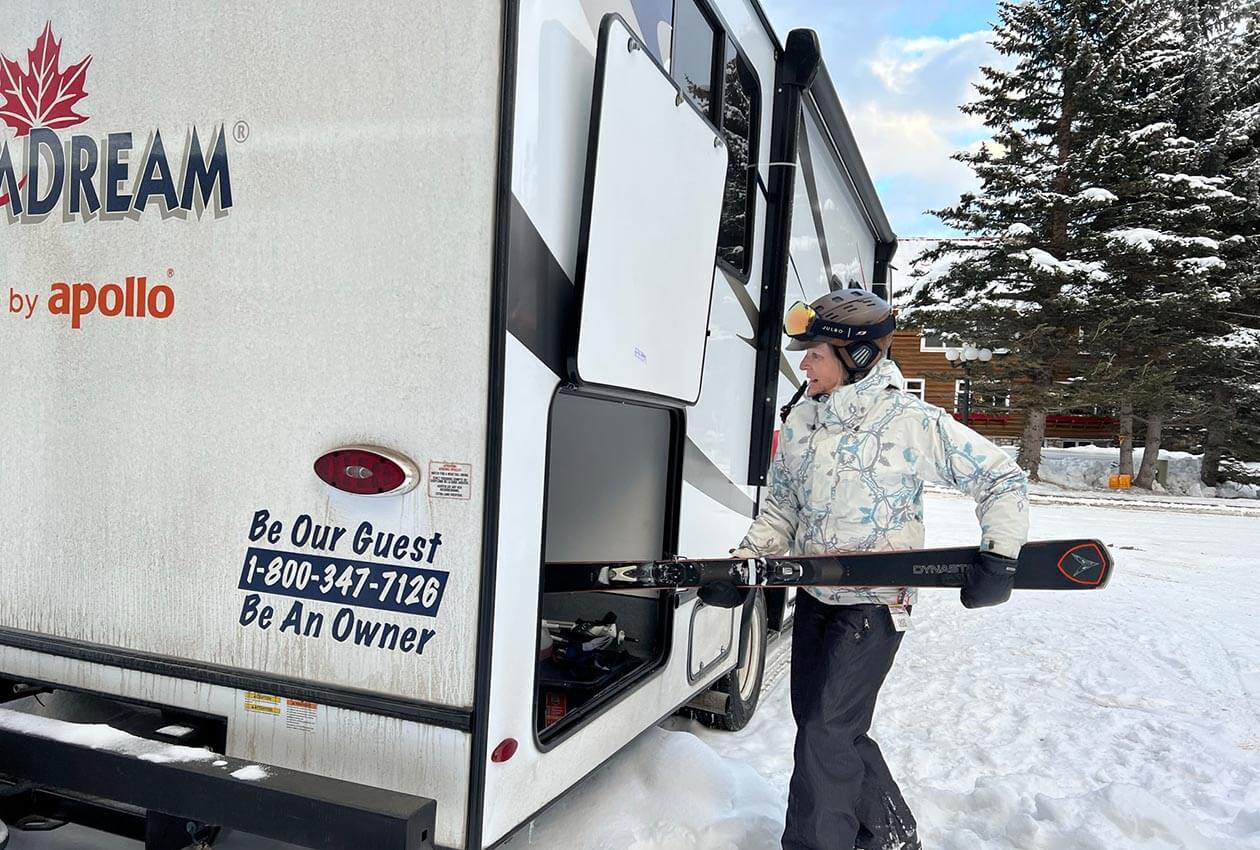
[697, 582, 747, 609]
[961, 550, 1018, 609]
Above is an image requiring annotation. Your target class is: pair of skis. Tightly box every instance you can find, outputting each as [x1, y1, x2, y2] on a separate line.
[543, 539, 1113, 594]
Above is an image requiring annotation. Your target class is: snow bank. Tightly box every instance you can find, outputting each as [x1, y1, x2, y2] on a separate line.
[1031, 446, 1259, 500]
[501, 723, 785, 849]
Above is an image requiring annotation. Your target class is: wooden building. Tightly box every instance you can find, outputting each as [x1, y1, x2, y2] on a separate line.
[889, 237, 1117, 447]
[888, 327, 1117, 447]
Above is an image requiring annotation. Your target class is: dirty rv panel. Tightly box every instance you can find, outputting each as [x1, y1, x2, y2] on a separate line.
[0, 1, 500, 708]
[0, 1, 505, 847]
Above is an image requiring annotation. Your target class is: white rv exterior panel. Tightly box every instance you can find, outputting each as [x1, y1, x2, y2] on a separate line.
[481, 609, 733, 847]
[574, 15, 728, 404]
[512, 0, 604, 281]
[0, 643, 473, 847]
[688, 603, 737, 678]
[0, 1, 503, 708]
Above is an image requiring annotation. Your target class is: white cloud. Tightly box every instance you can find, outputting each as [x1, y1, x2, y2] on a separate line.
[839, 31, 1010, 233]
[760, 1, 1013, 235]
[867, 31, 990, 94]
[846, 103, 975, 193]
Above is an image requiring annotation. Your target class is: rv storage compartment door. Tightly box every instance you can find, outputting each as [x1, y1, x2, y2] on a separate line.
[572, 14, 728, 405]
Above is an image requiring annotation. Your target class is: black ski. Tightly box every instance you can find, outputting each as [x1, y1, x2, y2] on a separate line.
[543, 539, 1112, 593]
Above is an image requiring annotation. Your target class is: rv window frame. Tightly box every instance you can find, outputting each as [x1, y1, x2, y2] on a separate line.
[669, 0, 723, 123]
[713, 37, 762, 281]
[670, 0, 763, 284]
[530, 386, 685, 752]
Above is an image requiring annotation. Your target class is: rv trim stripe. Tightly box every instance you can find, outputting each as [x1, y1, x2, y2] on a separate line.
[0, 627, 473, 731]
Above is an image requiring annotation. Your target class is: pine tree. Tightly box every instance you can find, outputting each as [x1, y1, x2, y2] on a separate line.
[1188, 0, 1260, 487]
[1080, 0, 1243, 489]
[912, 0, 1260, 489]
[909, 0, 1117, 481]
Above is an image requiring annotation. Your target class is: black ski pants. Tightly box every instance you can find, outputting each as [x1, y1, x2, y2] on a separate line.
[782, 593, 918, 850]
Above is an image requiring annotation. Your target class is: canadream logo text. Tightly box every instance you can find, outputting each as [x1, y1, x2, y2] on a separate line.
[0, 21, 232, 222]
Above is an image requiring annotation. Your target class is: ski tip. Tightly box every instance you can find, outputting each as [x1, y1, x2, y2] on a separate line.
[1051, 540, 1112, 589]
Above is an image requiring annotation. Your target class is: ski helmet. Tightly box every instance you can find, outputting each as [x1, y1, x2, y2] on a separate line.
[784, 288, 895, 374]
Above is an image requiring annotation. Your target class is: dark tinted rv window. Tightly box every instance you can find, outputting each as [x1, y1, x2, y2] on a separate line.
[670, 0, 718, 120]
[717, 43, 758, 274]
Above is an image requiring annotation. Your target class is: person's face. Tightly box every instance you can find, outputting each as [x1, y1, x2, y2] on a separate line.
[800, 343, 845, 396]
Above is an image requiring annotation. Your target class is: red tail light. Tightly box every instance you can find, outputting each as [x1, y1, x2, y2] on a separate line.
[490, 738, 519, 763]
[313, 446, 419, 496]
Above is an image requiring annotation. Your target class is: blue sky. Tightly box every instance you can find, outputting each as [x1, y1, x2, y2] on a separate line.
[760, 0, 1004, 237]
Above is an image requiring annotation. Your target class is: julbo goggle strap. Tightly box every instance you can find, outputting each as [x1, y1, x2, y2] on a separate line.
[784, 301, 896, 342]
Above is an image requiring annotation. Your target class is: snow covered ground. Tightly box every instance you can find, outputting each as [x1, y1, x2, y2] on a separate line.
[7, 493, 1259, 850]
[499, 493, 1260, 850]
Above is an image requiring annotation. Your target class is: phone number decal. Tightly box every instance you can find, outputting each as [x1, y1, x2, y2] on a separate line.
[238, 547, 449, 618]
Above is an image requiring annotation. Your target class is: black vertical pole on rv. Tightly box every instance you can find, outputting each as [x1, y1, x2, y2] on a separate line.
[873, 240, 896, 303]
[466, 0, 520, 847]
[747, 30, 821, 486]
[873, 239, 897, 358]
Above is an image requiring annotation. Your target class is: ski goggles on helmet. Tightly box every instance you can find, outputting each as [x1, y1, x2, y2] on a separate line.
[783, 301, 896, 342]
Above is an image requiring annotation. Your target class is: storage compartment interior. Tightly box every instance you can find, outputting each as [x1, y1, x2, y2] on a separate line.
[536, 392, 678, 739]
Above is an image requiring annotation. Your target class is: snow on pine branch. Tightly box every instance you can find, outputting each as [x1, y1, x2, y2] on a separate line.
[1106, 228, 1222, 252]
[1177, 256, 1228, 273]
[1019, 248, 1109, 281]
[1155, 173, 1236, 198]
[1076, 187, 1118, 203]
[1209, 327, 1260, 350]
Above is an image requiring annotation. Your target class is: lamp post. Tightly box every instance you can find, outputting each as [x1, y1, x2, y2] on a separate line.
[944, 345, 993, 426]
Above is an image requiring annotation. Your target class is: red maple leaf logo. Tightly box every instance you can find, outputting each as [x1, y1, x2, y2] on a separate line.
[0, 21, 92, 138]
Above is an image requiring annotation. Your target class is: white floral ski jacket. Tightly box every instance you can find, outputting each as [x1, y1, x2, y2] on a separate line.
[739, 358, 1029, 606]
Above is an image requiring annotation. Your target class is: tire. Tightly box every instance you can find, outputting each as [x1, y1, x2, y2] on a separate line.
[702, 589, 768, 732]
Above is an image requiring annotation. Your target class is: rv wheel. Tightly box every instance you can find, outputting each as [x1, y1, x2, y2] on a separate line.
[704, 590, 767, 732]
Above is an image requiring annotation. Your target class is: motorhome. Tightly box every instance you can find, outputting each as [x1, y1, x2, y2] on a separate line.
[0, 2, 896, 848]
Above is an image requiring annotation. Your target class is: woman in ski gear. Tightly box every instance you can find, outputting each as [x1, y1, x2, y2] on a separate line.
[731, 289, 1029, 850]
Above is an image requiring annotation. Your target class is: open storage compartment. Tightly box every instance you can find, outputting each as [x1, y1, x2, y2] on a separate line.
[535, 391, 682, 742]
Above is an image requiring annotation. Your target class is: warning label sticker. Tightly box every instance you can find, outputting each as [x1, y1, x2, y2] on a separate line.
[244, 692, 281, 716]
[285, 699, 319, 733]
[428, 462, 472, 500]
